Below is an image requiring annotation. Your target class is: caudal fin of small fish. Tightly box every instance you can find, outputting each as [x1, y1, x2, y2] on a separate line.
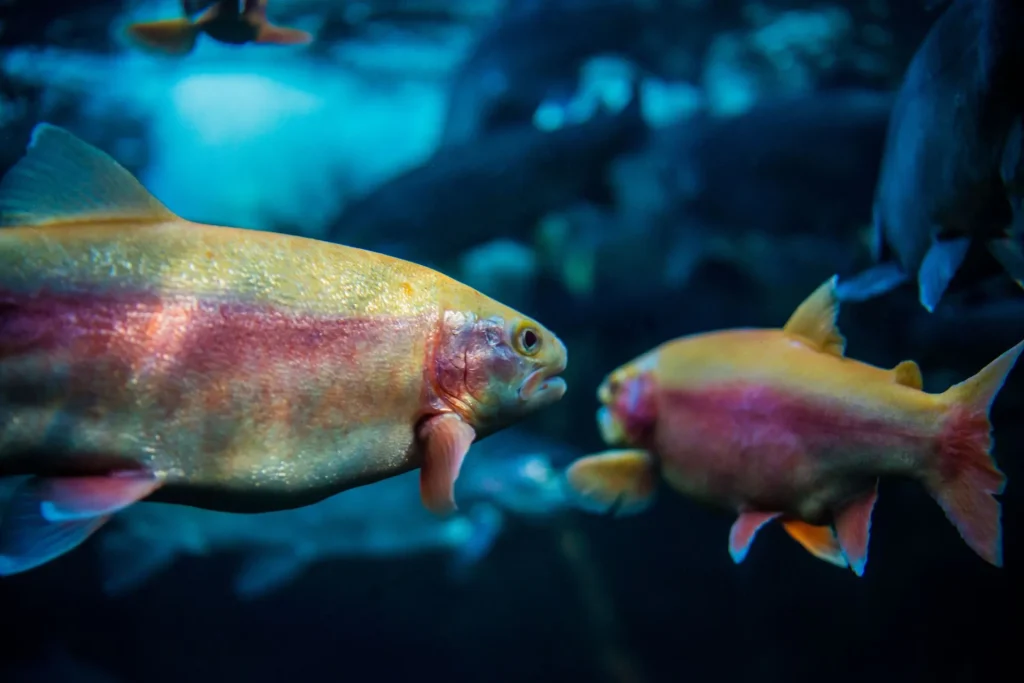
[834, 262, 910, 303]
[97, 525, 178, 596]
[448, 503, 505, 580]
[0, 123, 178, 229]
[233, 549, 311, 600]
[124, 18, 201, 56]
[929, 340, 1024, 567]
[918, 237, 971, 313]
[0, 473, 161, 576]
[563, 449, 657, 517]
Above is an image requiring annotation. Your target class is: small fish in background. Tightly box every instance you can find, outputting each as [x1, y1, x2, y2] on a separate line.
[565, 277, 1021, 576]
[837, 0, 1024, 312]
[125, 0, 313, 56]
[438, 0, 704, 148]
[327, 81, 647, 265]
[0, 124, 567, 577]
[92, 429, 575, 599]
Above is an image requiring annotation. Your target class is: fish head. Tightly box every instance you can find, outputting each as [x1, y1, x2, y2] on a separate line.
[431, 307, 567, 434]
[595, 351, 658, 447]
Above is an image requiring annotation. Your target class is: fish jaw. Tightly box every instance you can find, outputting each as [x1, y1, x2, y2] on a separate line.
[426, 302, 568, 437]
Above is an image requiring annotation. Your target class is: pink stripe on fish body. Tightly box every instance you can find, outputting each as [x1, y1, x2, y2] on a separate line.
[635, 330, 946, 519]
[0, 282, 441, 510]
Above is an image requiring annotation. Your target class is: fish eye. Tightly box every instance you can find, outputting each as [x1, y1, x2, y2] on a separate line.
[517, 325, 541, 355]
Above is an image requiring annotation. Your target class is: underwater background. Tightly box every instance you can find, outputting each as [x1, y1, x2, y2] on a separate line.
[0, 1, 1021, 681]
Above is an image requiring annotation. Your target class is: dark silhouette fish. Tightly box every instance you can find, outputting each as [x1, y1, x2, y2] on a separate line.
[837, 0, 1024, 312]
[326, 86, 647, 263]
[439, 0, 677, 147]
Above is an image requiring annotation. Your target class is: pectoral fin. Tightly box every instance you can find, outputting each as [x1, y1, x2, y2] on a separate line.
[563, 449, 656, 517]
[418, 414, 476, 515]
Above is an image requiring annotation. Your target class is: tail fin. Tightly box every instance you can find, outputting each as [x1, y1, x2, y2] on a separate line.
[125, 19, 201, 56]
[929, 340, 1024, 567]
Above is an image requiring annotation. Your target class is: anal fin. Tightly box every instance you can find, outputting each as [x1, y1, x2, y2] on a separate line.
[834, 482, 879, 577]
[781, 520, 848, 568]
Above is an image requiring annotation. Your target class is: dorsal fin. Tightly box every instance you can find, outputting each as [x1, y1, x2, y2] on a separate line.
[782, 275, 846, 357]
[0, 123, 177, 229]
[892, 360, 923, 390]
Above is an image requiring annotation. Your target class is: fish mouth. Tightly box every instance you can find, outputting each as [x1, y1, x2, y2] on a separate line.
[519, 364, 568, 405]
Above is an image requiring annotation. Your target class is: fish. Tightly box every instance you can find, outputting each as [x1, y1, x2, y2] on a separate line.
[439, 0, 682, 147]
[0, 123, 568, 577]
[92, 428, 574, 598]
[564, 276, 1020, 576]
[326, 86, 647, 265]
[836, 0, 1024, 312]
[124, 0, 313, 56]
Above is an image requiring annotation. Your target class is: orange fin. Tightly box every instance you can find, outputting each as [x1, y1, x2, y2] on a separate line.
[781, 275, 846, 357]
[928, 340, 1024, 567]
[728, 511, 780, 564]
[254, 23, 313, 45]
[781, 519, 849, 569]
[125, 18, 200, 56]
[834, 483, 878, 576]
[892, 360, 923, 390]
[0, 473, 161, 576]
[563, 449, 656, 517]
[418, 414, 476, 515]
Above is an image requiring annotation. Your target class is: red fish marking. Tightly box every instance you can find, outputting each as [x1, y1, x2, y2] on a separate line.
[0, 287, 430, 430]
[654, 383, 927, 489]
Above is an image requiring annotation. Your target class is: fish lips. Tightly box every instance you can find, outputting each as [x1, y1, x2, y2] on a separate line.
[518, 366, 568, 406]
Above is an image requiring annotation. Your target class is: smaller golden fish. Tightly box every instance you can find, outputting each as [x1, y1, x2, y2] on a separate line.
[567, 277, 1020, 576]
